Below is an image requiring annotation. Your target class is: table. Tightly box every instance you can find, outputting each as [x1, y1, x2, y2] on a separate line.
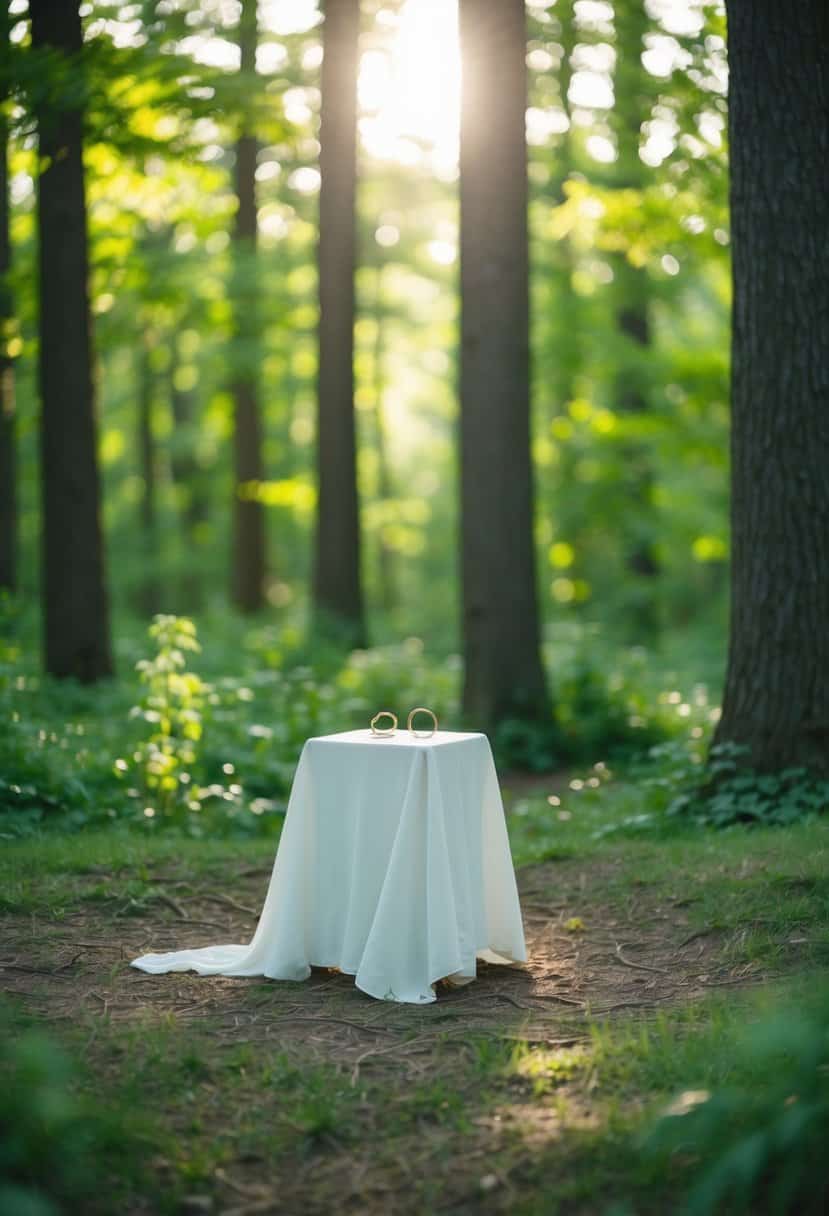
[131, 729, 526, 1003]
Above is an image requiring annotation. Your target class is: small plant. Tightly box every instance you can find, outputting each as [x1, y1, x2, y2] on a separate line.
[123, 615, 209, 822]
[670, 742, 829, 828]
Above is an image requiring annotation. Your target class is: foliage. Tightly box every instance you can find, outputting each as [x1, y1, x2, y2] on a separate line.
[4, 0, 732, 647]
[1, 603, 729, 836]
[670, 743, 829, 827]
[124, 614, 208, 821]
[645, 985, 829, 1216]
[583, 734, 829, 841]
[0, 1007, 129, 1216]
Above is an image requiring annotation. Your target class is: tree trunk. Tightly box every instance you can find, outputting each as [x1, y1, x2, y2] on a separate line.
[30, 0, 112, 680]
[714, 0, 829, 774]
[136, 328, 161, 617]
[459, 0, 551, 729]
[370, 265, 396, 616]
[0, 7, 16, 594]
[313, 0, 366, 646]
[611, 0, 659, 637]
[168, 332, 208, 612]
[552, 0, 580, 410]
[230, 0, 266, 614]
[544, 0, 582, 561]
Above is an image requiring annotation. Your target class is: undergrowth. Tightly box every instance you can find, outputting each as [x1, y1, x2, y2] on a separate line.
[0, 609, 712, 838]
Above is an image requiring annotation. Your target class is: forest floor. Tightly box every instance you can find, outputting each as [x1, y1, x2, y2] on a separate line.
[3, 803, 829, 1215]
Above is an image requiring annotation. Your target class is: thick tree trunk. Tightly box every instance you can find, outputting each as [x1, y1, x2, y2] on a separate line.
[459, 0, 551, 729]
[0, 7, 16, 594]
[612, 0, 659, 636]
[230, 0, 266, 614]
[30, 0, 112, 679]
[313, 0, 366, 646]
[714, 0, 829, 774]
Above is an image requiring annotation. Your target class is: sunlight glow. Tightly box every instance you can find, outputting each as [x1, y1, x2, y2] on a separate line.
[358, 0, 460, 175]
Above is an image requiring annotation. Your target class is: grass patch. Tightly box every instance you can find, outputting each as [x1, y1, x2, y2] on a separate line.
[3, 759, 829, 1212]
[4, 978, 826, 1215]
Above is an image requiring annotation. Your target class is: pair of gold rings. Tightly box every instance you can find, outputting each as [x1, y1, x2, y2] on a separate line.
[370, 707, 438, 739]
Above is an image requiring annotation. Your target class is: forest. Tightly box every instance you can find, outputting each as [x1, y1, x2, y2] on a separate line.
[1, 1, 828, 1214]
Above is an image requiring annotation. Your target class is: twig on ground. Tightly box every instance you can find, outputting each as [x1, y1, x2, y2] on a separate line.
[268, 1014, 399, 1037]
[527, 991, 585, 1007]
[350, 1032, 434, 1084]
[156, 892, 187, 918]
[676, 927, 716, 950]
[200, 893, 258, 917]
[0, 952, 84, 978]
[158, 918, 227, 931]
[613, 944, 669, 975]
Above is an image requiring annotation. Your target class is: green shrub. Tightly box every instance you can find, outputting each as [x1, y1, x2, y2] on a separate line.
[645, 986, 829, 1215]
[122, 615, 209, 822]
[0, 608, 717, 836]
[669, 743, 829, 828]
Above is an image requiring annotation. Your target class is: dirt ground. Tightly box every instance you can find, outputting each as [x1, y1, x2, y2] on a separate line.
[1, 849, 763, 1056]
[1, 854, 771, 1215]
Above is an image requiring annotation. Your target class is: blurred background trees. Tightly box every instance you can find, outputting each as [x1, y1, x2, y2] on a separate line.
[0, 0, 788, 755]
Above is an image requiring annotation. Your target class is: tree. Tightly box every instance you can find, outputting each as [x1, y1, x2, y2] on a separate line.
[135, 325, 160, 617]
[230, 0, 266, 614]
[0, 6, 15, 594]
[714, 0, 829, 775]
[30, 0, 112, 680]
[458, 0, 551, 731]
[313, 0, 366, 646]
[610, 0, 660, 636]
[366, 261, 396, 616]
[168, 324, 208, 612]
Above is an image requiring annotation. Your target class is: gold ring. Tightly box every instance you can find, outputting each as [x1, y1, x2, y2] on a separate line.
[370, 711, 398, 737]
[407, 707, 438, 738]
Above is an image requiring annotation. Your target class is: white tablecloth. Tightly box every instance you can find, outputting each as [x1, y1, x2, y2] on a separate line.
[131, 729, 526, 1003]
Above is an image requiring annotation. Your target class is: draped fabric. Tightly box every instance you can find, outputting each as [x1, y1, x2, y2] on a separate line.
[132, 730, 526, 1004]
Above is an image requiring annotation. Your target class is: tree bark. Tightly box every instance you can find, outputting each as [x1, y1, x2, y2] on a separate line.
[230, 0, 266, 614]
[714, 0, 829, 774]
[30, 0, 112, 679]
[611, 0, 659, 636]
[459, 0, 551, 729]
[136, 327, 161, 617]
[313, 0, 366, 646]
[0, 6, 16, 594]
